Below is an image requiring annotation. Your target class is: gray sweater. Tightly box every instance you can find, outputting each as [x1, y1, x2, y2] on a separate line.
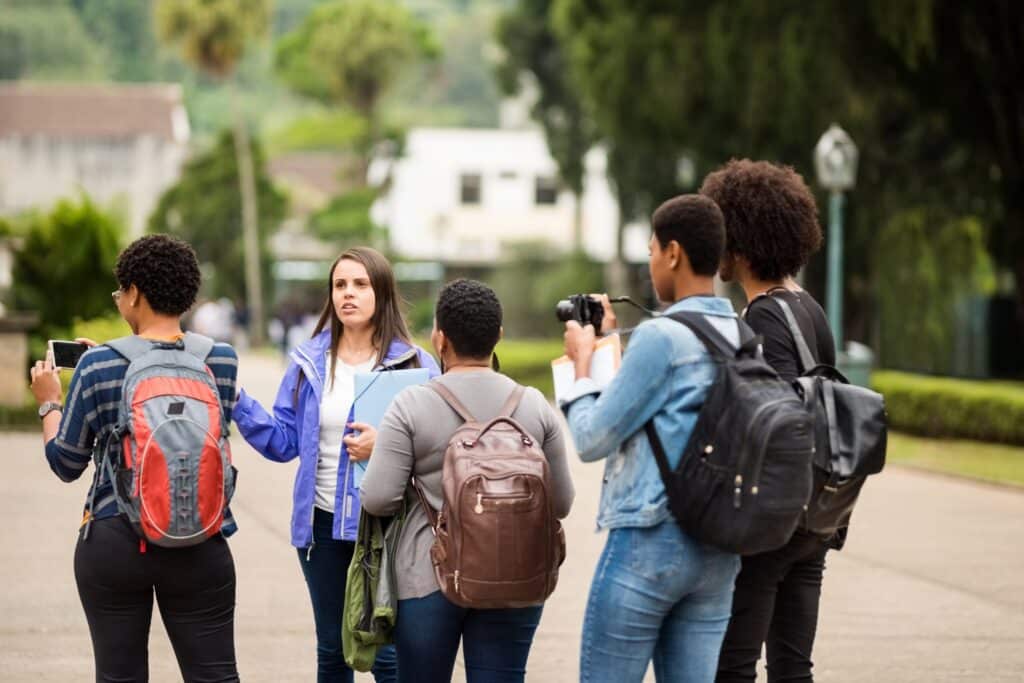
[360, 371, 575, 600]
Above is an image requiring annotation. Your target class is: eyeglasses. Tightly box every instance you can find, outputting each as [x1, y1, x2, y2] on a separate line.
[111, 289, 123, 303]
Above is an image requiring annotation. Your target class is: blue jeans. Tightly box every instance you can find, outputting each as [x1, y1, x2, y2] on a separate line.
[394, 590, 543, 683]
[580, 520, 740, 683]
[298, 508, 397, 683]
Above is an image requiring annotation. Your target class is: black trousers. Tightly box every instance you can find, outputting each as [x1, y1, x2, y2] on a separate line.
[74, 516, 239, 683]
[716, 530, 830, 683]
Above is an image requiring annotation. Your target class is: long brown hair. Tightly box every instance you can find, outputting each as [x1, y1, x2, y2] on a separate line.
[313, 246, 412, 389]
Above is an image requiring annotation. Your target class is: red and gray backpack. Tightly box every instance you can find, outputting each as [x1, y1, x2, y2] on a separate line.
[87, 333, 236, 548]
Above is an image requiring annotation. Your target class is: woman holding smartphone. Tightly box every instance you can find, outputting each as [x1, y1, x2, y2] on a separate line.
[233, 246, 439, 683]
[29, 234, 241, 682]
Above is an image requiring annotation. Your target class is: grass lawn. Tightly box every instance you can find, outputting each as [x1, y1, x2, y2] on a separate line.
[888, 431, 1024, 487]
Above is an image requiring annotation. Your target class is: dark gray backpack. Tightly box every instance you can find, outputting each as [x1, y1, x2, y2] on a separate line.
[645, 312, 816, 555]
[771, 298, 887, 539]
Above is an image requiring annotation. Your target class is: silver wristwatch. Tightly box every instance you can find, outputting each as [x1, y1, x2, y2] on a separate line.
[38, 401, 63, 419]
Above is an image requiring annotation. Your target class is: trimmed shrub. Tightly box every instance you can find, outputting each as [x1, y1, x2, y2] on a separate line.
[873, 371, 1024, 445]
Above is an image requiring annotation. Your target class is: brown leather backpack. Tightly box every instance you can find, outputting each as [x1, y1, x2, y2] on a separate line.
[413, 382, 566, 609]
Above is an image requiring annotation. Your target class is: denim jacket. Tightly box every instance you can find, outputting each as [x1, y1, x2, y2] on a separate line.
[561, 296, 739, 530]
[234, 330, 439, 548]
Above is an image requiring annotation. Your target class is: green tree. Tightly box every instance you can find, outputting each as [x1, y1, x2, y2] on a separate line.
[149, 130, 287, 307]
[858, 0, 1024, 332]
[308, 188, 379, 246]
[73, 0, 159, 81]
[495, 0, 597, 250]
[0, 0, 108, 79]
[8, 196, 123, 337]
[274, 0, 437, 171]
[551, 0, 1018, 346]
[155, 0, 271, 343]
[876, 208, 996, 375]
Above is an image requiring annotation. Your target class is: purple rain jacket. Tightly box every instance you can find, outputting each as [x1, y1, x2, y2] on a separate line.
[234, 330, 440, 548]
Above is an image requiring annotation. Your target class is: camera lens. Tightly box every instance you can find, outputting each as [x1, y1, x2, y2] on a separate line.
[555, 300, 575, 322]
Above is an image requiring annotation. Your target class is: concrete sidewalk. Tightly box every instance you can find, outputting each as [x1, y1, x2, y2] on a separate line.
[2, 351, 1022, 681]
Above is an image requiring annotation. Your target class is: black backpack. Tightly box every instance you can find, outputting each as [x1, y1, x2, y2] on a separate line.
[770, 298, 887, 540]
[644, 312, 816, 556]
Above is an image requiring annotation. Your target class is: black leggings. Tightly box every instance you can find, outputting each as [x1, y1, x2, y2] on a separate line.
[716, 530, 830, 683]
[74, 516, 239, 683]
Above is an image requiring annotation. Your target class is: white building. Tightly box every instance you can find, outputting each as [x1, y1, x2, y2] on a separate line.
[372, 127, 649, 265]
[0, 82, 190, 236]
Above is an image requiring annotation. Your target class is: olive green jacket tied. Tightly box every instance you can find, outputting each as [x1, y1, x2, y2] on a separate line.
[342, 503, 406, 672]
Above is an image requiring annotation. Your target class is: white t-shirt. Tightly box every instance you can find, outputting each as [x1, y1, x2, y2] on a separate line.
[316, 355, 375, 512]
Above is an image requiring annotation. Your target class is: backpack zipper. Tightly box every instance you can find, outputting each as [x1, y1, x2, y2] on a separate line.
[474, 490, 532, 513]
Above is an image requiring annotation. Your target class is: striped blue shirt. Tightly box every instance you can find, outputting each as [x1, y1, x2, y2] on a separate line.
[45, 339, 239, 534]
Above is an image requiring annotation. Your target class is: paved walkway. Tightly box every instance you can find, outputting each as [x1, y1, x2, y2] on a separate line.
[2, 351, 1023, 681]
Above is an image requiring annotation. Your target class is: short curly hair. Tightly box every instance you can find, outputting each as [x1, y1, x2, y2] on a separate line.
[435, 279, 502, 359]
[114, 234, 201, 316]
[651, 194, 726, 277]
[699, 159, 823, 281]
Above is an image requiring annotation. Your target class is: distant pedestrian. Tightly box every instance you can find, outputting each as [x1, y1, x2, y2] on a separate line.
[702, 159, 836, 683]
[232, 246, 438, 683]
[28, 235, 241, 682]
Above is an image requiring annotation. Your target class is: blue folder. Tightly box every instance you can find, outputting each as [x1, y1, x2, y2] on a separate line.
[350, 368, 431, 486]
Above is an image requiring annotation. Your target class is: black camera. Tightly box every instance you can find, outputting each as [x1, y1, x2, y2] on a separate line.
[556, 294, 605, 330]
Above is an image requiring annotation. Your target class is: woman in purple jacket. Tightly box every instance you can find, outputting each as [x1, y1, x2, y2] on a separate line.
[233, 247, 439, 683]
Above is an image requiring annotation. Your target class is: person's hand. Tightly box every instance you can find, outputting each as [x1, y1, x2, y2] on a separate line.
[75, 337, 98, 348]
[592, 293, 618, 335]
[564, 320, 597, 379]
[344, 422, 377, 462]
[29, 352, 62, 406]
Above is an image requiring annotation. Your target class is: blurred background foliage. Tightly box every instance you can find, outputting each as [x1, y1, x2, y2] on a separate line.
[1, 0, 1022, 389]
[148, 130, 287, 305]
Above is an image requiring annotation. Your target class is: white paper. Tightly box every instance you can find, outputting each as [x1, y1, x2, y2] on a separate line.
[551, 334, 622, 403]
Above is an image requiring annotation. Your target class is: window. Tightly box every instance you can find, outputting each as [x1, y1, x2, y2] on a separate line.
[535, 176, 558, 205]
[460, 173, 482, 205]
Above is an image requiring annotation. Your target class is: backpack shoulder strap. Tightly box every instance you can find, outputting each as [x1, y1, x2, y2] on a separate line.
[664, 311, 739, 359]
[104, 335, 154, 362]
[771, 297, 817, 374]
[428, 381, 477, 423]
[182, 332, 216, 362]
[498, 385, 526, 418]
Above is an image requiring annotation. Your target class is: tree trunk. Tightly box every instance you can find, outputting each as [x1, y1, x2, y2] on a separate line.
[572, 191, 583, 252]
[231, 90, 264, 346]
[606, 218, 628, 297]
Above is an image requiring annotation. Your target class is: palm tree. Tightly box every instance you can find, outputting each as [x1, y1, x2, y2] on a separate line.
[155, 0, 270, 345]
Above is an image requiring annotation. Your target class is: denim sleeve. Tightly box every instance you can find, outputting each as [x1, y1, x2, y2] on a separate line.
[233, 362, 301, 463]
[562, 322, 674, 463]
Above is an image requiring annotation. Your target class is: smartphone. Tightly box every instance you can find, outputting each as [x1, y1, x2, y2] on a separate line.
[49, 340, 89, 370]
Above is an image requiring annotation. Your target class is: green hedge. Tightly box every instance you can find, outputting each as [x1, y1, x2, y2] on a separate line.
[872, 371, 1024, 445]
[496, 339, 565, 399]
[0, 402, 39, 430]
[414, 338, 563, 398]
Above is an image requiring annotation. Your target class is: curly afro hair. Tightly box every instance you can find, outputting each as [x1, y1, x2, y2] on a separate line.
[115, 234, 201, 316]
[651, 194, 726, 277]
[699, 159, 823, 281]
[435, 278, 502, 359]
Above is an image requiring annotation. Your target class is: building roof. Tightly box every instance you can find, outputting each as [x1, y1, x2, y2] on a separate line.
[268, 152, 348, 215]
[0, 82, 189, 143]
